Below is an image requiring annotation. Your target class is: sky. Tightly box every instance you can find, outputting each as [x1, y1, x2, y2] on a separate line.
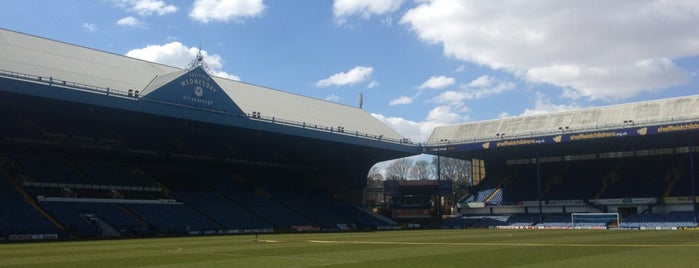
[1, 0, 699, 143]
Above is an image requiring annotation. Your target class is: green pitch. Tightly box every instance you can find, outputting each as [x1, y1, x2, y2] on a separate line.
[2, 229, 699, 267]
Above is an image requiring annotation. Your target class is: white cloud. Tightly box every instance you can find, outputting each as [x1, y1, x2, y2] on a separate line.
[367, 80, 380, 89]
[333, 0, 404, 22]
[113, 0, 178, 16]
[210, 70, 240, 80]
[431, 91, 468, 107]
[529, 58, 690, 100]
[315, 66, 374, 87]
[372, 105, 466, 142]
[432, 75, 514, 106]
[466, 75, 493, 88]
[125, 42, 240, 80]
[425, 106, 462, 124]
[389, 96, 412, 106]
[401, 1, 699, 100]
[325, 94, 340, 102]
[418, 75, 455, 90]
[518, 92, 582, 117]
[372, 114, 440, 143]
[189, 0, 265, 23]
[116, 16, 145, 27]
[82, 23, 97, 32]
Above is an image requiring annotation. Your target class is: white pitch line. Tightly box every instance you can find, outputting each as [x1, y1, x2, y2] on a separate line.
[270, 256, 359, 265]
[306, 240, 699, 248]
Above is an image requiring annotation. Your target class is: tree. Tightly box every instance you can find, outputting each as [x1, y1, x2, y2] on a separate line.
[366, 165, 385, 207]
[409, 160, 434, 180]
[433, 156, 472, 198]
[367, 165, 383, 181]
[433, 156, 470, 182]
[385, 157, 413, 180]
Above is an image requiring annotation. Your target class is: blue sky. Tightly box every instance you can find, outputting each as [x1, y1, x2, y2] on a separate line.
[1, 0, 698, 143]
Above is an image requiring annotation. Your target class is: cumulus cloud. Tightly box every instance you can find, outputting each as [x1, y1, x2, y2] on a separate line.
[426, 106, 463, 124]
[432, 75, 514, 107]
[371, 114, 439, 143]
[389, 96, 412, 106]
[325, 94, 340, 102]
[189, 0, 265, 23]
[372, 105, 466, 142]
[418, 75, 455, 90]
[401, 1, 699, 100]
[113, 0, 178, 16]
[125, 42, 240, 80]
[315, 66, 374, 87]
[117, 16, 145, 27]
[333, 0, 404, 22]
[501, 92, 582, 118]
[82, 23, 97, 32]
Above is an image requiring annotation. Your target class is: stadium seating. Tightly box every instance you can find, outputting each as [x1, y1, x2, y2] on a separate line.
[440, 211, 698, 229]
[473, 154, 688, 205]
[619, 212, 697, 229]
[7, 149, 695, 239]
[507, 215, 540, 226]
[171, 190, 273, 230]
[307, 192, 396, 229]
[10, 156, 90, 184]
[440, 217, 480, 229]
[462, 188, 496, 203]
[73, 160, 154, 187]
[265, 187, 355, 229]
[598, 157, 673, 199]
[216, 185, 315, 228]
[486, 189, 503, 205]
[0, 173, 61, 236]
[537, 215, 573, 228]
[39, 201, 151, 237]
[123, 203, 221, 234]
[441, 215, 536, 229]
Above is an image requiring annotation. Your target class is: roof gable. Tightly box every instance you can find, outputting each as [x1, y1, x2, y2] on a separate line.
[141, 66, 243, 114]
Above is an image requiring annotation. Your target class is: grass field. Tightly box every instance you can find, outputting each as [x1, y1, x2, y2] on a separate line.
[2, 229, 699, 267]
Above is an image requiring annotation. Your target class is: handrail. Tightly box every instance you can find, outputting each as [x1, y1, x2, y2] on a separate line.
[0, 69, 415, 146]
[0, 69, 133, 98]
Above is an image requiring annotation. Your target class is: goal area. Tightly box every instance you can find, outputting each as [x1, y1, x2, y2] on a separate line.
[571, 213, 620, 228]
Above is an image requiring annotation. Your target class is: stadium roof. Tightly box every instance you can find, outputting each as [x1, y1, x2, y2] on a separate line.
[427, 95, 699, 145]
[0, 28, 405, 142]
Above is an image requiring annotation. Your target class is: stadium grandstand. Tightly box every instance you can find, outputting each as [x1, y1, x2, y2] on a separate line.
[0, 28, 419, 240]
[1, 27, 698, 241]
[426, 95, 699, 230]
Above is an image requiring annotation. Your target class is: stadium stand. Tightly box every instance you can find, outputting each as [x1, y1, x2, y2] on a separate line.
[428, 93, 699, 230]
[123, 202, 221, 234]
[618, 212, 696, 229]
[0, 172, 62, 237]
[170, 190, 274, 231]
[506, 215, 539, 226]
[0, 148, 405, 239]
[2, 27, 699, 240]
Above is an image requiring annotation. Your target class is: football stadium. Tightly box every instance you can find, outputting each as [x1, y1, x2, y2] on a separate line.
[2, 27, 699, 266]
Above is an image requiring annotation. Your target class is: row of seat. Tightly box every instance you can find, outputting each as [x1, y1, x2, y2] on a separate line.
[1, 156, 396, 238]
[463, 154, 692, 206]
